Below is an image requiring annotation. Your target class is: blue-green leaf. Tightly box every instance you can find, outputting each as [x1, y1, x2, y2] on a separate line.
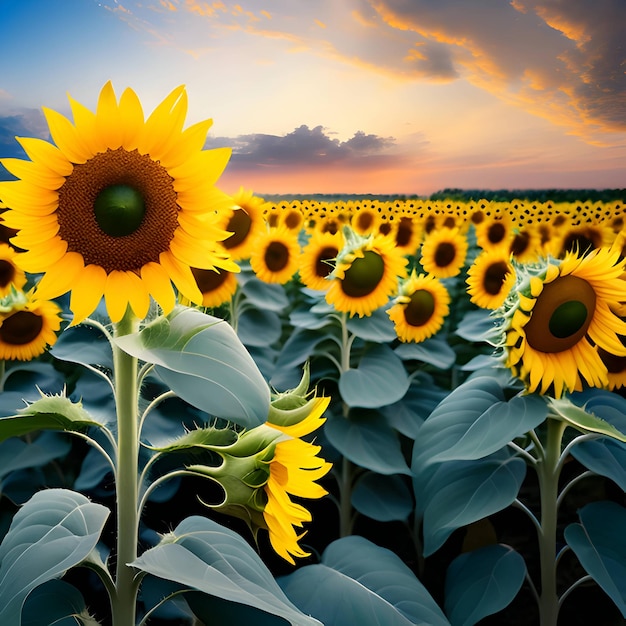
[0, 431, 71, 481]
[237, 308, 282, 348]
[571, 438, 626, 491]
[240, 277, 289, 313]
[325, 410, 411, 475]
[548, 397, 626, 442]
[131, 515, 321, 626]
[412, 376, 506, 470]
[445, 544, 526, 626]
[50, 323, 113, 372]
[339, 343, 409, 408]
[564, 501, 626, 617]
[279, 536, 450, 626]
[346, 307, 398, 342]
[0, 488, 109, 625]
[115, 306, 270, 428]
[416, 453, 526, 556]
[352, 473, 413, 522]
[22, 580, 94, 626]
[455, 309, 499, 343]
[394, 336, 456, 369]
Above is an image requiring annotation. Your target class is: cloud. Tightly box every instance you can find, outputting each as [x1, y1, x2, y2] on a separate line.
[366, 0, 626, 139]
[0, 108, 48, 175]
[206, 124, 403, 171]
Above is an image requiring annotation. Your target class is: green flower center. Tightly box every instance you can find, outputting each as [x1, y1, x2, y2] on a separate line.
[94, 184, 146, 237]
[342, 250, 385, 298]
[524, 275, 596, 353]
[0, 311, 43, 345]
[404, 289, 435, 327]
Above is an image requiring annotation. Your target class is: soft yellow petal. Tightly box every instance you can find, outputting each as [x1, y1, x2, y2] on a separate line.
[95, 81, 123, 150]
[104, 270, 131, 323]
[140, 261, 176, 314]
[69, 264, 107, 325]
[118, 87, 145, 150]
[170, 147, 232, 189]
[15, 137, 73, 176]
[0, 158, 66, 189]
[125, 271, 151, 320]
[42, 106, 92, 164]
[158, 117, 213, 170]
[0, 181, 58, 214]
[159, 250, 203, 304]
[32, 251, 84, 300]
[68, 95, 104, 155]
[15, 236, 68, 273]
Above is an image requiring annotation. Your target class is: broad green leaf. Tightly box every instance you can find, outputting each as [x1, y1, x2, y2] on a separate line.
[50, 323, 113, 372]
[564, 501, 626, 617]
[394, 336, 456, 369]
[352, 473, 413, 522]
[0, 393, 104, 444]
[325, 409, 411, 475]
[2, 361, 68, 396]
[279, 536, 450, 626]
[185, 592, 291, 626]
[0, 431, 71, 481]
[115, 306, 270, 429]
[455, 309, 499, 343]
[131, 515, 321, 626]
[237, 308, 282, 348]
[416, 453, 526, 556]
[0, 488, 109, 625]
[412, 376, 505, 470]
[571, 439, 626, 491]
[240, 277, 289, 312]
[22, 579, 98, 626]
[346, 307, 398, 342]
[445, 544, 526, 626]
[548, 397, 626, 442]
[339, 343, 409, 408]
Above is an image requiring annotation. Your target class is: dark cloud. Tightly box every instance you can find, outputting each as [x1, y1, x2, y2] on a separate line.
[207, 124, 400, 170]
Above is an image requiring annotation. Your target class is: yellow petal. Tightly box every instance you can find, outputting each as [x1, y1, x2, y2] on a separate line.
[158, 117, 214, 170]
[69, 264, 107, 325]
[68, 95, 103, 155]
[118, 87, 145, 150]
[140, 261, 176, 314]
[104, 270, 131, 323]
[95, 81, 123, 150]
[16, 137, 73, 176]
[0, 158, 66, 189]
[125, 271, 151, 320]
[15, 236, 68, 273]
[33, 251, 84, 300]
[0, 181, 58, 214]
[43, 106, 92, 164]
[159, 250, 202, 304]
[170, 147, 231, 189]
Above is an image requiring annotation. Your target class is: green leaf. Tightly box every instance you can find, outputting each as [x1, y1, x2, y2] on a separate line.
[339, 343, 409, 408]
[0, 393, 104, 444]
[115, 306, 270, 429]
[455, 309, 499, 343]
[346, 307, 398, 342]
[412, 376, 506, 470]
[50, 323, 113, 372]
[564, 500, 626, 617]
[571, 438, 626, 491]
[279, 536, 450, 626]
[325, 409, 411, 475]
[352, 473, 413, 522]
[22, 580, 98, 626]
[0, 431, 71, 481]
[415, 453, 526, 556]
[131, 515, 321, 626]
[394, 336, 457, 369]
[240, 277, 289, 313]
[237, 308, 282, 348]
[445, 544, 526, 626]
[0, 488, 109, 625]
[548, 397, 626, 442]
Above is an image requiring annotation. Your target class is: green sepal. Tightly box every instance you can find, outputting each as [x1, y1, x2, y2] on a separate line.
[548, 397, 626, 442]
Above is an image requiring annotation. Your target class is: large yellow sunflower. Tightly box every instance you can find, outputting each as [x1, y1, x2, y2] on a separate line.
[466, 249, 516, 310]
[249, 225, 301, 284]
[325, 230, 408, 317]
[0, 291, 62, 360]
[0, 243, 27, 297]
[502, 246, 626, 397]
[0, 82, 238, 325]
[263, 396, 332, 564]
[419, 227, 468, 278]
[387, 271, 450, 343]
[299, 230, 343, 291]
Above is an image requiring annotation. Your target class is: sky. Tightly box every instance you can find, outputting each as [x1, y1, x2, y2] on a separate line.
[0, 0, 624, 196]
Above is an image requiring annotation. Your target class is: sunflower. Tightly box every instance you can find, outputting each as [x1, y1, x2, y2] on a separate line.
[509, 226, 541, 264]
[0, 291, 62, 360]
[387, 271, 450, 343]
[263, 396, 332, 564]
[466, 249, 516, 310]
[553, 221, 614, 259]
[474, 212, 514, 252]
[0, 81, 238, 325]
[502, 246, 626, 397]
[299, 230, 343, 291]
[349, 201, 381, 236]
[218, 187, 267, 261]
[250, 225, 301, 284]
[597, 345, 626, 390]
[0, 243, 27, 296]
[325, 230, 408, 317]
[185, 267, 239, 308]
[419, 227, 468, 278]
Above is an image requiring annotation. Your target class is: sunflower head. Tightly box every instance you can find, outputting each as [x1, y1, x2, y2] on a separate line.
[466, 249, 516, 310]
[0, 82, 238, 325]
[249, 224, 301, 284]
[419, 227, 468, 278]
[499, 246, 626, 397]
[0, 243, 27, 297]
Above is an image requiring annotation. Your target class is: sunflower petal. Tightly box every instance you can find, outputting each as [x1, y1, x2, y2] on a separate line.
[69, 264, 107, 325]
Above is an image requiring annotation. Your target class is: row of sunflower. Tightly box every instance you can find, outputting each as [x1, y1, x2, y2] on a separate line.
[0, 81, 624, 624]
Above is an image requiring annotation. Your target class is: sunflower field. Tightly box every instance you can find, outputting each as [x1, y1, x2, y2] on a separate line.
[0, 83, 625, 626]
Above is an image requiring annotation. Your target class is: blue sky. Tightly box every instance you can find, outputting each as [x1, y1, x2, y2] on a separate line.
[1, 0, 624, 195]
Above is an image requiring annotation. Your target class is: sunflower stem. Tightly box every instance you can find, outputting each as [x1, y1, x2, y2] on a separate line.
[535, 417, 567, 626]
[111, 310, 141, 626]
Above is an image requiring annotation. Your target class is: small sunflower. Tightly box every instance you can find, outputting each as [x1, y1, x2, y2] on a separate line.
[597, 344, 626, 390]
[250, 225, 301, 284]
[185, 267, 239, 308]
[553, 221, 614, 258]
[349, 202, 381, 236]
[466, 249, 516, 310]
[0, 291, 62, 360]
[419, 227, 468, 278]
[387, 271, 450, 343]
[502, 246, 626, 397]
[218, 187, 267, 261]
[325, 229, 408, 317]
[263, 397, 332, 564]
[474, 212, 514, 251]
[299, 230, 343, 291]
[0, 243, 27, 296]
[0, 82, 238, 325]
[509, 226, 541, 265]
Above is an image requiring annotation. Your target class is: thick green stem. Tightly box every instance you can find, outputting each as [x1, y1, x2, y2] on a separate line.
[536, 418, 567, 626]
[111, 311, 141, 626]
